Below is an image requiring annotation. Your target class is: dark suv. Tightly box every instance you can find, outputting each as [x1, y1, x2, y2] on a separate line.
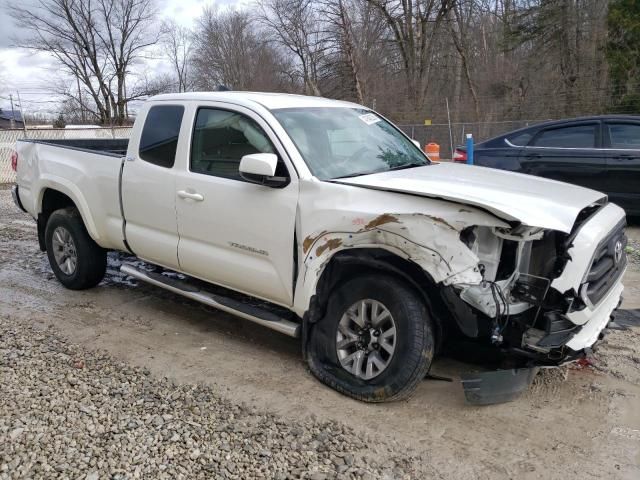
[454, 115, 640, 215]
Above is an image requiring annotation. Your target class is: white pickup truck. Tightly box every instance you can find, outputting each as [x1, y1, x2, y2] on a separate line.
[12, 92, 627, 403]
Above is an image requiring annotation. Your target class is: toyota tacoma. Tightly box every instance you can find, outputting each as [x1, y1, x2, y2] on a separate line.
[11, 92, 627, 403]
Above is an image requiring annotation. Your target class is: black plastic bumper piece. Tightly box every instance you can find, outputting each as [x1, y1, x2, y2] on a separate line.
[460, 367, 539, 405]
[11, 185, 27, 213]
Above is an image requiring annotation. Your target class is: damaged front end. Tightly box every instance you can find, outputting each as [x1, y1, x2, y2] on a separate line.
[297, 177, 627, 404]
[444, 202, 627, 403]
[448, 204, 627, 362]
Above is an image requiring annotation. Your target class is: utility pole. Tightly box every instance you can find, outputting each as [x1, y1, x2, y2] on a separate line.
[16, 91, 27, 133]
[76, 76, 86, 123]
[446, 98, 454, 160]
[9, 94, 15, 129]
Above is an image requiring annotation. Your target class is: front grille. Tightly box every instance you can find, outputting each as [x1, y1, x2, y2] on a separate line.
[584, 220, 627, 305]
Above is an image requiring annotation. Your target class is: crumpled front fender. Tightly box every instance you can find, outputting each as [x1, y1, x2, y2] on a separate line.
[300, 213, 482, 285]
[293, 194, 510, 318]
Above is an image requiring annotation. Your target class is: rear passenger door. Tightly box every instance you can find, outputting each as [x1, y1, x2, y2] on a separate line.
[602, 121, 640, 214]
[520, 122, 606, 191]
[121, 104, 186, 269]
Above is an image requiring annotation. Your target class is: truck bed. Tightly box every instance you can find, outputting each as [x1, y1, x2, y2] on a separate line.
[21, 138, 129, 157]
[15, 137, 128, 252]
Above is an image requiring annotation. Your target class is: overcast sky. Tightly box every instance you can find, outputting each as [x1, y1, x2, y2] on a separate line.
[0, 0, 245, 119]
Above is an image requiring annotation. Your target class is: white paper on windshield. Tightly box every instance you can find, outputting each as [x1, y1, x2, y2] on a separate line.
[359, 113, 381, 125]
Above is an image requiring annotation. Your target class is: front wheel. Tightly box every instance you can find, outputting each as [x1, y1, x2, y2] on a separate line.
[307, 274, 434, 402]
[45, 207, 107, 290]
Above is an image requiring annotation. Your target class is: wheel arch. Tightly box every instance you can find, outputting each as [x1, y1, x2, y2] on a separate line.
[37, 184, 97, 251]
[299, 247, 446, 358]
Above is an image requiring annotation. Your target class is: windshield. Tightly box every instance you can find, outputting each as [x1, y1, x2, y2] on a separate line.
[272, 107, 429, 180]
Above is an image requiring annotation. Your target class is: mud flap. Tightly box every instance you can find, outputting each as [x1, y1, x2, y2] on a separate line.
[460, 367, 539, 405]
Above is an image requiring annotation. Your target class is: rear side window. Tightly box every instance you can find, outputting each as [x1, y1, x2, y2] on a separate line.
[532, 125, 596, 148]
[607, 123, 640, 149]
[139, 105, 184, 168]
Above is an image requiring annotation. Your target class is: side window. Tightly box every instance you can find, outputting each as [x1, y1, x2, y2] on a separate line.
[532, 125, 596, 148]
[607, 123, 640, 149]
[139, 105, 184, 168]
[190, 108, 288, 181]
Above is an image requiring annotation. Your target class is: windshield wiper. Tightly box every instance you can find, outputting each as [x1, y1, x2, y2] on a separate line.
[387, 162, 427, 171]
[331, 170, 379, 179]
[331, 162, 427, 180]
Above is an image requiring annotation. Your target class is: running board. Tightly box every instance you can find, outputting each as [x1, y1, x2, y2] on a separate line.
[120, 264, 300, 338]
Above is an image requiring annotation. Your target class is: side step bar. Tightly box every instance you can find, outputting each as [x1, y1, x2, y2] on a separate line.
[120, 264, 300, 338]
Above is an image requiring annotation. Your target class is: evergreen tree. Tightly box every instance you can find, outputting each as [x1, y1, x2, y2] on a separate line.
[607, 0, 640, 113]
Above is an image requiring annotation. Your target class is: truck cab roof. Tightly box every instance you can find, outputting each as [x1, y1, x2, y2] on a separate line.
[149, 91, 361, 111]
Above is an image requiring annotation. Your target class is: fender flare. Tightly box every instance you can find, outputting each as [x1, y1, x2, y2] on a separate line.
[36, 175, 101, 243]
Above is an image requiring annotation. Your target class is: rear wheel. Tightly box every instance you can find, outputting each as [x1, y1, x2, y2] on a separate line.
[307, 274, 434, 402]
[45, 207, 107, 290]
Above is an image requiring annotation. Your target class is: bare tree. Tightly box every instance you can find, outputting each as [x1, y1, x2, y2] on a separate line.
[9, 0, 160, 125]
[364, 0, 454, 111]
[161, 20, 193, 92]
[448, 0, 480, 121]
[191, 7, 292, 92]
[258, 0, 327, 95]
[95, 0, 160, 123]
[320, 0, 364, 103]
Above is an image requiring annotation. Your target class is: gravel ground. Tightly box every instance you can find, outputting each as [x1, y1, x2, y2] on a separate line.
[626, 236, 640, 266]
[0, 316, 425, 480]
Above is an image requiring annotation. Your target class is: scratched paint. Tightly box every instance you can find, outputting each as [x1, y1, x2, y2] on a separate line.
[315, 238, 343, 256]
[363, 213, 400, 230]
[303, 231, 328, 254]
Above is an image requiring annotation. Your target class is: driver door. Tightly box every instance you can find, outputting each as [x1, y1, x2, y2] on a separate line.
[174, 104, 298, 306]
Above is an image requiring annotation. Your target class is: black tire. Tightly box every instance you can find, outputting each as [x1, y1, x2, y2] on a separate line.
[307, 274, 434, 402]
[45, 207, 107, 290]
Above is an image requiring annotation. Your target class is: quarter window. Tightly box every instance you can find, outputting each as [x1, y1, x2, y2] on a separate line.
[190, 108, 287, 181]
[507, 131, 533, 146]
[532, 125, 596, 148]
[607, 123, 640, 149]
[139, 105, 184, 168]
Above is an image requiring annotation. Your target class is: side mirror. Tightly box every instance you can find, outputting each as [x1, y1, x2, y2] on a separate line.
[239, 153, 289, 188]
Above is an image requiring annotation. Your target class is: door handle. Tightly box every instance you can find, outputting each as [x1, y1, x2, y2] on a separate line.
[177, 190, 204, 201]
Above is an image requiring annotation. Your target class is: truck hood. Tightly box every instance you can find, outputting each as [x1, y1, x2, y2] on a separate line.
[333, 163, 607, 233]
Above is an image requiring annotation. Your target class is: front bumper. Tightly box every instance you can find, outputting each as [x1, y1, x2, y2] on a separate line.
[11, 185, 27, 213]
[566, 278, 624, 350]
[515, 203, 627, 359]
[551, 203, 626, 351]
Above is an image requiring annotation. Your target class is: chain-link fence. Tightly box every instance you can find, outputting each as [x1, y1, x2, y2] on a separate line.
[398, 120, 549, 159]
[0, 127, 133, 183]
[1, 120, 550, 182]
